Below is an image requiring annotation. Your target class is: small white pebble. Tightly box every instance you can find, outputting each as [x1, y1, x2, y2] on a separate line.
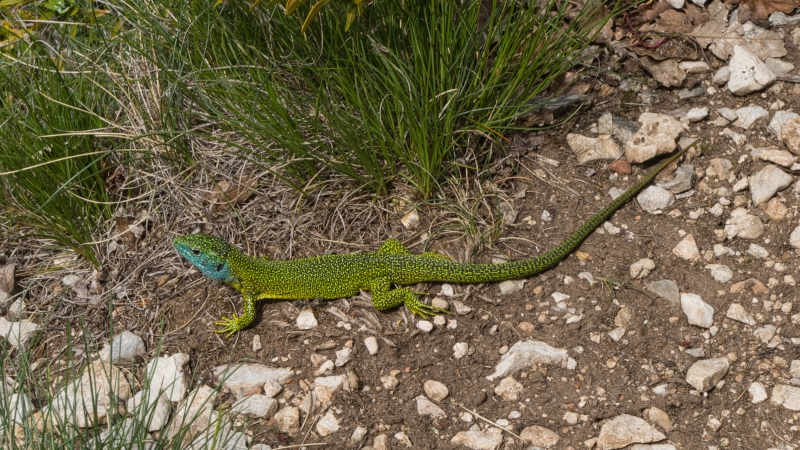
[416, 321, 434, 333]
[441, 284, 454, 296]
[364, 336, 379, 355]
[453, 342, 469, 359]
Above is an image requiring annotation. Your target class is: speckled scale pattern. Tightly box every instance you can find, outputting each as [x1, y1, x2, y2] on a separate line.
[174, 145, 692, 335]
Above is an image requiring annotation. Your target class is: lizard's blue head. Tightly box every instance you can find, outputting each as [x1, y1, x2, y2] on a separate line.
[173, 234, 236, 283]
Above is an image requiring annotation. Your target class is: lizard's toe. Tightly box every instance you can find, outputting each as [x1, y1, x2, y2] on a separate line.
[215, 315, 241, 338]
[408, 302, 449, 319]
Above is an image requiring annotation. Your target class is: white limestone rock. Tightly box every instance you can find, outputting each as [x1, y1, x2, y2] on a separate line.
[596, 414, 666, 450]
[672, 234, 700, 261]
[681, 293, 714, 328]
[231, 394, 279, 419]
[486, 340, 569, 381]
[296, 308, 318, 330]
[146, 353, 191, 403]
[724, 208, 764, 240]
[769, 111, 800, 136]
[771, 385, 800, 411]
[630, 258, 656, 279]
[726, 303, 755, 326]
[364, 336, 379, 355]
[686, 107, 709, 122]
[712, 66, 730, 85]
[625, 113, 684, 163]
[748, 381, 768, 404]
[637, 186, 675, 214]
[494, 377, 524, 402]
[127, 390, 170, 432]
[685, 358, 729, 392]
[754, 324, 777, 344]
[0, 318, 40, 350]
[273, 406, 301, 437]
[49, 360, 133, 429]
[747, 243, 769, 259]
[314, 375, 346, 408]
[499, 279, 526, 295]
[782, 118, 800, 155]
[423, 380, 449, 402]
[765, 57, 794, 74]
[520, 425, 560, 449]
[657, 164, 695, 194]
[728, 46, 776, 95]
[758, 148, 796, 167]
[749, 164, 793, 206]
[316, 411, 340, 436]
[645, 280, 680, 307]
[568, 134, 624, 164]
[733, 105, 769, 129]
[450, 428, 503, 450]
[416, 395, 447, 419]
[679, 60, 711, 74]
[213, 363, 293, 400]
[706, 264, 733, 283]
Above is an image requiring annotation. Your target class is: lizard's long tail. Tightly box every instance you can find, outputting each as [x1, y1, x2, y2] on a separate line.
[417, 143, 695, 284]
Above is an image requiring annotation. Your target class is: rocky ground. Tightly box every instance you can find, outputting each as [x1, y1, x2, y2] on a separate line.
[4, 0, 800, 449]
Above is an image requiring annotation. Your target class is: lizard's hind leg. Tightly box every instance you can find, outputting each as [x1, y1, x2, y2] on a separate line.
[368, 276, 448, 319]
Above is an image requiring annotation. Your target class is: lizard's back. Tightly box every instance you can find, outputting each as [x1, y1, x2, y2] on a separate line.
[233, 252, 544, 300]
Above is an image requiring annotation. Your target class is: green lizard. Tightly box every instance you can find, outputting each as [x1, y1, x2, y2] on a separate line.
[174, 145, 691, 337]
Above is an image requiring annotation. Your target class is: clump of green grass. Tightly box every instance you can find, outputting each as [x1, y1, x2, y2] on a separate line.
[0, 54, 112, 265]
[0, 1, 188, 264]
[156, 0, 618, 196]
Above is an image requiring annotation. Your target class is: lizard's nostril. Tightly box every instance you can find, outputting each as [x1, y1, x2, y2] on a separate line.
[192, 249, 201, 256]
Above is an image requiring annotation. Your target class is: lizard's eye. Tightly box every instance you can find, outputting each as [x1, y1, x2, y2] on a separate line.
[191, 249, 201, 256]
[216, 263, 224, 272]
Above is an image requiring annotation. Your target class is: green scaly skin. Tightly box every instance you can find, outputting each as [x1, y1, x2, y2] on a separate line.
[174, 145, 692, 337]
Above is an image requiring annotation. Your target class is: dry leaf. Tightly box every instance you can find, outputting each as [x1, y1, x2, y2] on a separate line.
[114, 216, 145, 246]
[742, 0, 800, 19]
[206, 175, 258, 212]
[692, 19, 787, 60]
[638, 0, 673, 23]
[639, 57, 687, 87]
[655, 6, 709, 34]
[0, 263, 14, 295]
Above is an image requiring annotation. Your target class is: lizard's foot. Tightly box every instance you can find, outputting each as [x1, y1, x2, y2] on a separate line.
[405, 297, 450, 319]
[215, 315, 244, 338]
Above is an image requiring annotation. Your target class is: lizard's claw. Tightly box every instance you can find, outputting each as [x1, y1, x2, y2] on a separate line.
[215, 315, 242, 338]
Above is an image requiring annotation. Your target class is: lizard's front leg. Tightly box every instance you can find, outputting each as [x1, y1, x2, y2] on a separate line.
[369, 276, 448, 319]
[215, 293, 257, 338]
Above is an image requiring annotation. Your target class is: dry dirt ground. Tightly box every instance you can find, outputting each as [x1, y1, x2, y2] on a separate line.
[6, 4, 800, 450]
